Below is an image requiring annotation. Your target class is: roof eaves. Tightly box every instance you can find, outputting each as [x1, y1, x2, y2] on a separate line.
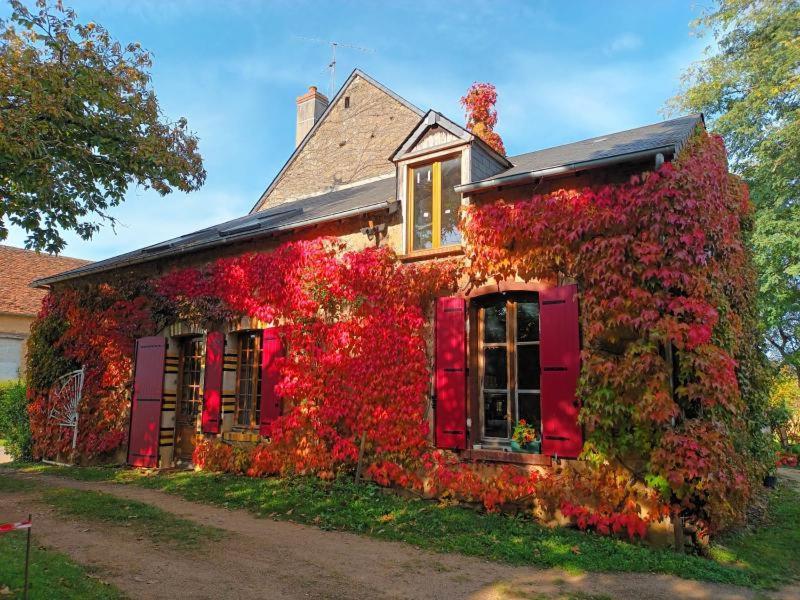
[249, 69, 424, 214]
[33, 196, 399, 288]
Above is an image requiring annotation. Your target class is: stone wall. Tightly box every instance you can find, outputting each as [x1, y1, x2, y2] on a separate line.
[256, 74, 421, 211]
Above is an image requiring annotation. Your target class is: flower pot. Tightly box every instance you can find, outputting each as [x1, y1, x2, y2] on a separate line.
[511, 440, 541, 454]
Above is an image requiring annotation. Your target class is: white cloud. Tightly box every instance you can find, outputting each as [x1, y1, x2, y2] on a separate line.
[605, 33, 643, 55]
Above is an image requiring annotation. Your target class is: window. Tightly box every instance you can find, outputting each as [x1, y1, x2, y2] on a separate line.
[235, 332, 262, 429]
[177, 337, 204, 426]
[407, 155, 462, 252]
[478, 293, 542, 442]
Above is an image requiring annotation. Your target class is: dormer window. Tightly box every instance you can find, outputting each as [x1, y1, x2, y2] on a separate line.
[407, 155, 462, 252]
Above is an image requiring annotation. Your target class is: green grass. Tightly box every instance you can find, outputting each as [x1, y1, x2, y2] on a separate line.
[0, 530, 124, 599]
[4, 462, 800, 589]
[38, 487, 224, 550]
[709, 485, 800, 587]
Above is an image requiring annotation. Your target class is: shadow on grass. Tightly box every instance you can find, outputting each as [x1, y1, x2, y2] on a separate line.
[5, 461, 798, 590]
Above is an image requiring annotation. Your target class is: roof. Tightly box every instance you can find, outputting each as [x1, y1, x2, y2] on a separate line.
[390, 109, 512, 168]
[0, 245, 89, 316]
[33, 176, 398, 287]
[458, 114, 704, 192]
[249, 69, 424, 214]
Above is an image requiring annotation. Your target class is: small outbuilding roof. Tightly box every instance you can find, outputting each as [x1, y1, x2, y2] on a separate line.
[0, 245, 89, 315]
[33, 176, 398, 287]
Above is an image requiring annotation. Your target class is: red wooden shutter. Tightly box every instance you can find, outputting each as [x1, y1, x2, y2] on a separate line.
[539, 284, 583, 458]
[435, 296, 467, 449]
[128, 336, 166, 468]
[201, 330, 224, 434]
[259, 327, 284, 436]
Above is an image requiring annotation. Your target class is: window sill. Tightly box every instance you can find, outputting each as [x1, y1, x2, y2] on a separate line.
[462, 448, 552, 466]
[399, 246, 463, 263]
[222, 430, 261, 443]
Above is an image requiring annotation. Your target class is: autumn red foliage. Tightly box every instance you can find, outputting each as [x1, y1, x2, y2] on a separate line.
[461, 130, 768, 532]
[27, 285, 158, 459]
[461, 82, 505, 156]
[25, 128, 766, 539]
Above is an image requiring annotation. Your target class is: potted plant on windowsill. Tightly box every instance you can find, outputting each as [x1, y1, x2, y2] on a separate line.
[510, 419, 541, 454]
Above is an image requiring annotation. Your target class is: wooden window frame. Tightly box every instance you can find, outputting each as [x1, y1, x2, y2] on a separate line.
[406, 154, 462, 254]
[176, 336, 204, 428]
[476, 294, 541, 445]
[234, 331, 262, 430]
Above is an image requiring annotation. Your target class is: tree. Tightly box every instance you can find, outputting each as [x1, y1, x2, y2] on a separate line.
[0, 0, 205, 253]
[668, 0, 800, 380]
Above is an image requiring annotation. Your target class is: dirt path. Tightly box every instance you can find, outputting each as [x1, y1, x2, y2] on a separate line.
[0, 472, 792, 600]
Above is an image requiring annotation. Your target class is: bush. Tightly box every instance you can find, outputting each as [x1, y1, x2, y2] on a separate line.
[0, 380, 32, 460]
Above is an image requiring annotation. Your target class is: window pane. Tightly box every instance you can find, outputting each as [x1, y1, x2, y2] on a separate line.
[483, 392, 508, 438]
[411, 165, 433, 250]
[483, 302, 506, 343]
[236, 333, 261, 428]
[517, 302, 540, 342]
[518, 392, 542, 435]
[483, 346, 507, 389]
[440, 157, 461, 246]
[517, 344, 540, 390]
[178, 338, 203, 424]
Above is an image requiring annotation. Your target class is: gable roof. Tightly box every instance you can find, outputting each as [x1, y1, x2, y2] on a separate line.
[33, 177, 398, 287]
[456, 114, 704, 193]
[390, 109, 512, 167]
[0, 245, 89, 316]
[249, 69, 424, 214]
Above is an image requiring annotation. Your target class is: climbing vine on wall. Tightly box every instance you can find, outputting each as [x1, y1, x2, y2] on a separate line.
[25, 128, 767, 539]
[461, 82, 505, 156]
[27, 283, 162, 459]
[461, 129, 770, 533]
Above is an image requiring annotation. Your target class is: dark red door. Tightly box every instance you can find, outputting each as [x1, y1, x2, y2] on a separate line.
[435, 296, 467, 449]
[128, 336, 166, 467]
[259, 327, 284, 436]
[539, 285, 583, 458]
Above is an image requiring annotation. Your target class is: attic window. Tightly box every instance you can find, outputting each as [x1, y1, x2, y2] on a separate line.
[344, 96, 350, 109]
[407, 155, 462, 252]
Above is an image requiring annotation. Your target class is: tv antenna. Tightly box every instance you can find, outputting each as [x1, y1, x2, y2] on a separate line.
[294, 37, 374, 97]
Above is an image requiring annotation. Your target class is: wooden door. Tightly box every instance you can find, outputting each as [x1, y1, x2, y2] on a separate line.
[175, 337, 204, 461]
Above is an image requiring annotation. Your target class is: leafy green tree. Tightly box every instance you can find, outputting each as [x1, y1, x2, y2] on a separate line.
[669, 0, 800, 380]
[0, 0, 205, 253]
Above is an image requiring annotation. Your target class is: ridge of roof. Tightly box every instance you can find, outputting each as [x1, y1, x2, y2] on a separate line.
[248, 69, 424, 214]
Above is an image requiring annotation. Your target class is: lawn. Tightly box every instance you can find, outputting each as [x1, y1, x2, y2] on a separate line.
[4, 462, 799, 590]
[0, 512, 123, 599]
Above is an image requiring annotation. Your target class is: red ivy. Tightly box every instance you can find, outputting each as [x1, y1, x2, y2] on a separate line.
[461, 82, 505, 156]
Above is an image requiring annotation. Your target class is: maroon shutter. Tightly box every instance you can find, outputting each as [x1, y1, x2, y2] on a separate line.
[539, 284, 583, 458]
[128, 336, 166, 467]
[435, 296, 467, 449]
[259, 327, 284, 436]
[201, 331, 224, 434]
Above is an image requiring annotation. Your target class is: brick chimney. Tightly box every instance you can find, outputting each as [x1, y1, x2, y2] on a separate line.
[295, 86, 329, 146]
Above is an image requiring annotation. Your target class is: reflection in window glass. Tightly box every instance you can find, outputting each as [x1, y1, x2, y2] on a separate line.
[483, 347, 507, 390]
[483, 302, 506, 343]
[517, 302, 540, 342]
[440, 157, 461, 246]
[484, 392, 508, 438]
[412, 165, 433, 250]
[517, 344, 540, 390]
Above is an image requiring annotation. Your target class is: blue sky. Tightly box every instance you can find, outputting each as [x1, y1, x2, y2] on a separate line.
[3, 0, 712, 260]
